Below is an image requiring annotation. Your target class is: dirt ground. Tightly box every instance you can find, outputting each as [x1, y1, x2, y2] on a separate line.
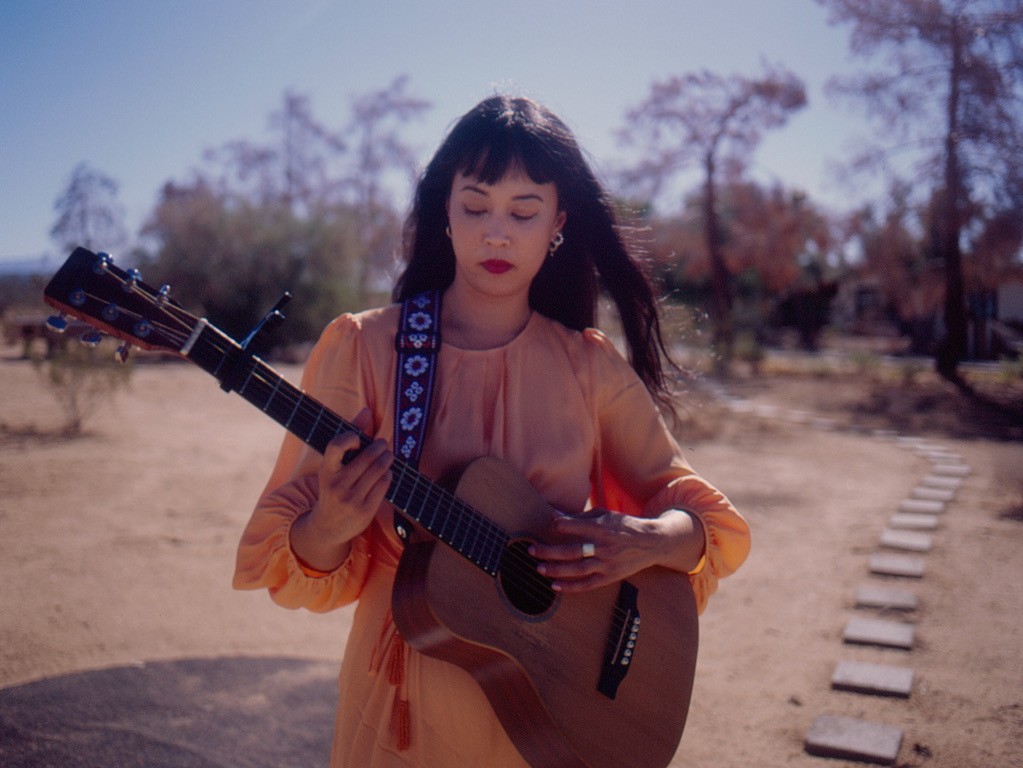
[1, 345, 1021, 768]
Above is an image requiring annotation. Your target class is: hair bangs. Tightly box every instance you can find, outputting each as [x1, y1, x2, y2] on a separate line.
[456, 120, 560, 189]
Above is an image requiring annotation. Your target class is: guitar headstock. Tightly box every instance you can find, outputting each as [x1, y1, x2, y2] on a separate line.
[43, 247, 197, 357]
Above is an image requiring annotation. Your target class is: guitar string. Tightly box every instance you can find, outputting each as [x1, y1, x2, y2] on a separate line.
[76, 285, 515, 577]
[78, 281, 639, 615]
[78, 284, 634, 617]
[216, 349, 636, 611]
[87, 287, 554, 598]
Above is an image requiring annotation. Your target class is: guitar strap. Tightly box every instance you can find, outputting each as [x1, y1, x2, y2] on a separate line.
[392, 289, 442, 541]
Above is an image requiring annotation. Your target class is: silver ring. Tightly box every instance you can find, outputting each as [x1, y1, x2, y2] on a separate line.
[581, 542, 596, 559]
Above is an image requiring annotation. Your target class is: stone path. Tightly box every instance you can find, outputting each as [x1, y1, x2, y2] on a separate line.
[808, 436, 969, 765]
[715, 389, 974, 765]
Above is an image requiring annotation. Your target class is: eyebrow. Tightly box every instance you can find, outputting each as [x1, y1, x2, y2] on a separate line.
[459, 183, 545, 203]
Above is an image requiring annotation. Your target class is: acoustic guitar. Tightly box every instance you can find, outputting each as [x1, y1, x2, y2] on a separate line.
[43, 247, 699, 768]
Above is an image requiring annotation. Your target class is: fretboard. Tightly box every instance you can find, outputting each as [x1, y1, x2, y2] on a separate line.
[186, 321, 508, 576]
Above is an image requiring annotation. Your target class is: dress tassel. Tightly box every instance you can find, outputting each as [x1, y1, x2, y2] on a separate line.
[387, 633, 405, 686]
[386, 633, 411, 750]
[392, 697, 411, 751]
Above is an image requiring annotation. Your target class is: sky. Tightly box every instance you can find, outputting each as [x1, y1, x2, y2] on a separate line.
[0, 0, 879, 269]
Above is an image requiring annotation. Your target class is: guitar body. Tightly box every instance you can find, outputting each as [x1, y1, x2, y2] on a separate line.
[392, 456, 699, 768]
[43, 248, 700, 768]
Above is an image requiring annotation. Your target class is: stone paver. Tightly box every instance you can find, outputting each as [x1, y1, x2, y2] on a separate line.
[843, 617, 915, 649]
[899, 498, 945, 514]
[880, 529, 934, 552]
[911, 486, 955, 502]
[923, 452, 962, 463]
[921, 475, 962, 489]
[932, 463, 971, 476]
[889, 513, 939, 530]
[855, 584, 919, 611]
[805, 715, 904, 765]
[894, 436, 925, 447]
[831, 660, 915, 698]
[869, 553, 926, 577]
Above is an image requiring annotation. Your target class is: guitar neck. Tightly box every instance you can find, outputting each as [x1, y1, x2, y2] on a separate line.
[183, 320, 507, 576]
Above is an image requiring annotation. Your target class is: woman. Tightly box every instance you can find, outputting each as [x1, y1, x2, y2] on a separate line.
[233, 95, 750, 767]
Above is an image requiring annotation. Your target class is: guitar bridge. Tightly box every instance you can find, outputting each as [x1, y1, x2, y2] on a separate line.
[597, 581, 641, 699]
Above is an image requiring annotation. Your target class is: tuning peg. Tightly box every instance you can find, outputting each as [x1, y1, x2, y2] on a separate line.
[46, 314, 69, 333]
[115, 343, 133, 363]
[80, 330, 104, 347]
[92, 252, 113, 274]
[123, 268, 142, 292]
[156, 284, 171, 306]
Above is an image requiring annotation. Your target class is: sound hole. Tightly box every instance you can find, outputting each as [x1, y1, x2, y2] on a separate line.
[498, 539, 557, 617]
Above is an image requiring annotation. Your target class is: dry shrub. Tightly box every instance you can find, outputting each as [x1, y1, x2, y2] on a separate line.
[32, 338, 132, 435]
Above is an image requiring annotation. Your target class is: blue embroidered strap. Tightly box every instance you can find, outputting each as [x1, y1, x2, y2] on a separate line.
[392, 290, 441, 538]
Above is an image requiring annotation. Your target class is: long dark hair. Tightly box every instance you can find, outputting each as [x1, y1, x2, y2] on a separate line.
[394, 95, 677, 409]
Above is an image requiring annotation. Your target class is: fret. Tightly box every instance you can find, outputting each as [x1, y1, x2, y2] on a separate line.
[485, 526, 506, 573]
[388, 468, 416, 512]
[305, 406, 324, 449]
[477, 532, 501, 575]
[283, 388, 302, 429]
[237, 360, 260, 401]
[331, 421, 349, 445]
[413, 481, 433, 527]
[423, 485, 442, 532]
[261, 374, 282, 413]
[463, 517, 484, 561]
[436, 497, 456, 545]
[309, 411, 337, 455]
[464, 519, 485, 565]
[237, 365, 274, 412]
[449, 514, 470, 556]
[408, 479, 434, 526]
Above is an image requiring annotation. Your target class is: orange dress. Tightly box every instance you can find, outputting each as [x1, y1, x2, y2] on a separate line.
[233, 304, 750, 768]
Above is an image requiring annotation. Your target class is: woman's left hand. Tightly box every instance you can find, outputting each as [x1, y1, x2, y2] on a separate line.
[529, 508, 705, 594]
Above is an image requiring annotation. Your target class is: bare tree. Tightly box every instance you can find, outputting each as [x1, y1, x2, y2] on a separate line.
[621, 64, 807, 373]
[50, 163, 128, 255]
[340, 75, 431, 302]
[819, 0, 1023, 386]
[202, 89, 346, 212]
[273, 90, 348, 213]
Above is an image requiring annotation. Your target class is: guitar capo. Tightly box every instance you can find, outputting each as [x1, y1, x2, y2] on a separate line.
[219, 293, 291, 393]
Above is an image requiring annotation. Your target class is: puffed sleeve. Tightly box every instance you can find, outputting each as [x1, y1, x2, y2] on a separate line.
[584, 329, 750, 614]
[232, 314, 376, 612]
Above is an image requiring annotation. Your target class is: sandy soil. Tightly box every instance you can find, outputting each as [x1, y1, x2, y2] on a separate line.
[1, 347, 1021, 768]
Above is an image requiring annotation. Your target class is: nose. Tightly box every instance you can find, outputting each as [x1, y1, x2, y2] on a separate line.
[484, 224, 510, 247]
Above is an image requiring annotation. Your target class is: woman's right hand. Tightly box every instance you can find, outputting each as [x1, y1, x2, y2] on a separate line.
[290, 408, 393, 571]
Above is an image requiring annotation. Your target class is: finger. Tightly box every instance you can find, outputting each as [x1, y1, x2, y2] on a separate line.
[323, 430, 364, 465]
[529, 540, 598, 562]
[548, 512, 613, 538]
[537, 556, 611, 593]
[351, 446, 394, 496]
[351, 407, 375, 434]
[549, 572, 613, 594]
[325, 439, 392, 490]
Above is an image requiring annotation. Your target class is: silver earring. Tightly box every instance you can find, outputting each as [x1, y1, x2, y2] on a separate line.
[445, 225, 452, 239]
[547, 231, 564, 257]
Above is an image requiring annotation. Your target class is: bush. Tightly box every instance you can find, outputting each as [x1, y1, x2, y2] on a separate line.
[32, 338, 133, 435]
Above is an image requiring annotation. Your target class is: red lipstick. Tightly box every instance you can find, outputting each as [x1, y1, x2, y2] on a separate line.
[482, 259, 513, 274]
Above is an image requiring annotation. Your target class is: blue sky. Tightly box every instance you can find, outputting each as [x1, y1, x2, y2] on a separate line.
[0, 0, 877, 266]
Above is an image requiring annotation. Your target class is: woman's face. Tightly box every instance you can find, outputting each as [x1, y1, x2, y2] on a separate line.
[446, 165, 566, 303]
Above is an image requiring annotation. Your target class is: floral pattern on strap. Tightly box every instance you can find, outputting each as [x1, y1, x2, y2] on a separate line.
[394, 291, 441, 467]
